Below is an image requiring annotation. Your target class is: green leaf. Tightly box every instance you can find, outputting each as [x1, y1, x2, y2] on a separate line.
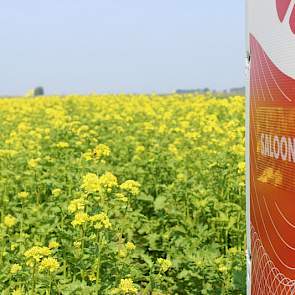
[154, 195, 167, 210]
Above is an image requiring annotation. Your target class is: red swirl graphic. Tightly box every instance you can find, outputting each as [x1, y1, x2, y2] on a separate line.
[276, 0, 295, 33]
[276, 0, 291, 22]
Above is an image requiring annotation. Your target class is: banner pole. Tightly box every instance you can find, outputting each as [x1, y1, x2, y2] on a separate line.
[245, 2, 251, 294]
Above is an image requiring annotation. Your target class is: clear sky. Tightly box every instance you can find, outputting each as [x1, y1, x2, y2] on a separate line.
[0, 1, 245, 95]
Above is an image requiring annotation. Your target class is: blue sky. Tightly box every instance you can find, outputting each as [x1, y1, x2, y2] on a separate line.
[0, 1, 245, 95]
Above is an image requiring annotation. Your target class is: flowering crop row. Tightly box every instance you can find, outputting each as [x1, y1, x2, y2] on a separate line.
[0, 94, 246, 294]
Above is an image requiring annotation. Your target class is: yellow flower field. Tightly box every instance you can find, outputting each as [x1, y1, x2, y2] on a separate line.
[0, 94, 245, 294]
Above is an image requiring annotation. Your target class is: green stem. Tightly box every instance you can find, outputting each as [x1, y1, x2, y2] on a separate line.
[81, 226, 85, 255]
[143, 265, 155, 294]
[34, 172, 38, 206]
[0, 233, 6, 264]
[32, 263, 37, 295]
[63, 260, 67, 279]
[49, 273, 53, 294]
[96, 230, 103, 292]
[20, 202, 23, 237]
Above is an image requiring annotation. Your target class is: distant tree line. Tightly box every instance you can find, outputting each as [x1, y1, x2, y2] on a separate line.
[175, 87, 245, 96]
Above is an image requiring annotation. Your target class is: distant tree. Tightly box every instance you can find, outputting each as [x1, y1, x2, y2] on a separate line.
[25, 87, 45, 97]
[33, 87, 44, 96]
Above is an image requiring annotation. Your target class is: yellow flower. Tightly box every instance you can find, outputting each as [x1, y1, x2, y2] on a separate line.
[143, 122, 154, 131]
[176, 173, 186, 182]
[71, 212, 89, 226]
[126, 242, 136, 251]
[228, 247, 238, 255]
[120, 180, 140, 196]
[232, 144, 245, 157]
[157, 258, 172, 272]
[118, 249, 127, 258]
[81, 173, 100, 193]
[82, 151, 93, 161]
[11, 243, 18, 251]
[168, 144, 178, 155]
[238, 162, 245, 173]
[81, 172, 118, 194]
[73, 241, 82, 249]
[118, 241, 135, 258]
[0, 149, 17, 158]
[184, 131, 198, 140]
[135, 145, 145, 154]
[88, 272, 96, 281]
[115, 193, 128, 202]
[24, 246, 51, 264]
[195, 257, 204, 268]
[10, 263, 22, 275]
[4, 215, 17, 228]
[93, 144, 111, 159]
[56, 141, 69, 148]
[48, 241, 60, 249]
[52, 188, 62, 197]
[118, 278, 137, 294]
[158, 124, 167, 134]
[11, 288, 23, 295]
[39, 257, 60, 272]
[18, 191, 29, 200]
[218, 265, 228, 273]
[89, 212, 112, 229]
[68, 198, 85, 213]
[98, 172, 118, 191]
[28, 158, 40, 169]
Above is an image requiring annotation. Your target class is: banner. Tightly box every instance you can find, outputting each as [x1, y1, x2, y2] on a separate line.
[247, 0, 295, 294]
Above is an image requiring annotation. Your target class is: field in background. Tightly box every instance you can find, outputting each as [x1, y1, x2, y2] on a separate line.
[0, 94, 246, 294]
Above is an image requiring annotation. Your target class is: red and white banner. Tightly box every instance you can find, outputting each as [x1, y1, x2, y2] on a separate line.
[247, 0, 295, 294]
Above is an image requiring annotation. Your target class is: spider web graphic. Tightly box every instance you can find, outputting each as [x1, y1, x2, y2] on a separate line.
[251, 225, 295, 295]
